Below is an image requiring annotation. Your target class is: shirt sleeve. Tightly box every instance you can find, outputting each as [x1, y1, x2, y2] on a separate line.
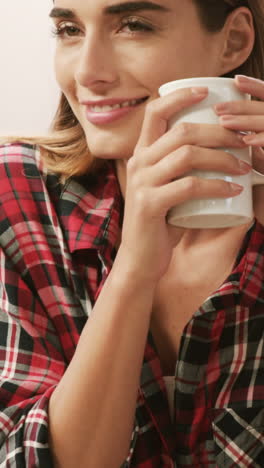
[0, 252, 63, 467]
[0, 144, 86, 467]
[0, 144, 139, 467]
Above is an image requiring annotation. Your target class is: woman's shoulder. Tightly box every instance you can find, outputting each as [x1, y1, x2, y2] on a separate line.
[0, 141, 42, 170]
[0, 141, 49, 186]
[0, 142, 50, 203]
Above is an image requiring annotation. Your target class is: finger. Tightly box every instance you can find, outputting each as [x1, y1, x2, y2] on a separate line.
[243, 132, 264, 146]
[136, 87, 208, 148]
[215, 100, 264, 116]
[251, 145, 264, 226]
[252, 146, 264, 173]
[151, 146, 251, 185]
[143, 122, 245, 165]
[219, 114, 264, 133]
[234, 75, 264, 100]
[253, 184, 264, 226]
[156, 177, 243, 215]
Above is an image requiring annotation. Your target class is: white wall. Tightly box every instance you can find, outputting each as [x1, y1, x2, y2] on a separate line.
[0, 0, 60, 135]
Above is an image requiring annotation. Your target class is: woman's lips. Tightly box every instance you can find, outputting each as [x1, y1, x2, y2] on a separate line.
[82, 97, 148, 125]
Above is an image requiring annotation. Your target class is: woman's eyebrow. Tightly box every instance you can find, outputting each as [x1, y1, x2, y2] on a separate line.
[104, 1, 170, 15]
[49, 8, 76, 19]
[49, 2, 170, 19]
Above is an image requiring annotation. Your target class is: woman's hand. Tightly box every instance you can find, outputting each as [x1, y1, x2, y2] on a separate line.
[118, 86, 250, 285]
[215, 74, 264, 225]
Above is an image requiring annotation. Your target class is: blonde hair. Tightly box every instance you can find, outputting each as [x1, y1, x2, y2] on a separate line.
[2, 0, 264, 179]
[0, 95, 98, 179]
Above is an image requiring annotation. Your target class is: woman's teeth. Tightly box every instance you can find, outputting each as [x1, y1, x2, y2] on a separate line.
[90, 98, 146, 113]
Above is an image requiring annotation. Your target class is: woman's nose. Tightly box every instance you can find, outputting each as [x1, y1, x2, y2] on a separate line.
[75, 34, 119, 89]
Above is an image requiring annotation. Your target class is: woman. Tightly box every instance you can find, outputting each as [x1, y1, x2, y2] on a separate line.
[0, 0, 264, 466]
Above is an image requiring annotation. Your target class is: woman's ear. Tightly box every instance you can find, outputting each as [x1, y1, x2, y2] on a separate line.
[219, 7, 255, 75]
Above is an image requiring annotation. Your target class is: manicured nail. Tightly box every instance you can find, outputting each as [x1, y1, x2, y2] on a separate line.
[230, 183, 243, 193]
[191, 87, 208, 96]
[235, 74, 250, 83]
[214, 103, 230, 114]
[238, 159, 251, 173]
[243, 134, 259, 144]
[219, 115, 233, 122]
[235, 75, 263, 86]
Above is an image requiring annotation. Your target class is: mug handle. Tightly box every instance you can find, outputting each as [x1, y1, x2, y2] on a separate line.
[252, 169, 264, 185]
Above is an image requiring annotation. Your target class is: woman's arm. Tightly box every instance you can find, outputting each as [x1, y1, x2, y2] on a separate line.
[49, 259, 155, 468]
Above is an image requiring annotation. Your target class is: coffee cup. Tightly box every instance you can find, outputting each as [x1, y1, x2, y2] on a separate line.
[158, 77, 264, 229]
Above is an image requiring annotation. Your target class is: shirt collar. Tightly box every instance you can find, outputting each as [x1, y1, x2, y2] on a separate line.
[187, 220, 264, 317]
[48, 161, 123, 259]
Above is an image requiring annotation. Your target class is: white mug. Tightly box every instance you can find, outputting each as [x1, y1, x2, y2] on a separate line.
[158, 77, 264, 229]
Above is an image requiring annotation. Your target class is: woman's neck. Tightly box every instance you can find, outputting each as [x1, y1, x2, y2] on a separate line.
[178, 221, 252, 250]
[169, 221, 252, 289]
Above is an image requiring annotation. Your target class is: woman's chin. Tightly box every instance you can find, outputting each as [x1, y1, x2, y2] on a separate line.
[86, 136, 134, 161]
[81, 113, 143, 161]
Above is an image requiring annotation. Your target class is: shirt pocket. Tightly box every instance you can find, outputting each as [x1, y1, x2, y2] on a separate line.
[212, 407, 264, 467]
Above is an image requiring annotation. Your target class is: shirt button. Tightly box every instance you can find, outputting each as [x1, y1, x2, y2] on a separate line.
[161, 454, 175, 467]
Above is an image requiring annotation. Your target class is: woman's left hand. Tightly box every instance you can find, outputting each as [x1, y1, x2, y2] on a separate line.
[215, 74, 264, 225]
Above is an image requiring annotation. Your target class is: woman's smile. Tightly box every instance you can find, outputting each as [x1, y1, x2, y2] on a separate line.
[81, 96, 149, 124]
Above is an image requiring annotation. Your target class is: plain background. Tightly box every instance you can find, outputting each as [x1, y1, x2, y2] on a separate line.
[0, 0, 60, 135]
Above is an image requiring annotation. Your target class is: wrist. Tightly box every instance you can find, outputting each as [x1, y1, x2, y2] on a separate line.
[110, 247, 158, 293]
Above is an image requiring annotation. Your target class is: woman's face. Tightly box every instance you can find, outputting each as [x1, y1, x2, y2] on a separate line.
[52, 0, 226, 160]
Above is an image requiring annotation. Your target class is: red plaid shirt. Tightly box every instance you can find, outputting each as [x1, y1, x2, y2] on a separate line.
[0, 143, 263, 468]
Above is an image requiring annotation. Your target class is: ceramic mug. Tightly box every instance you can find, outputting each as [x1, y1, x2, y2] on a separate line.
[158, 77, 264, 228]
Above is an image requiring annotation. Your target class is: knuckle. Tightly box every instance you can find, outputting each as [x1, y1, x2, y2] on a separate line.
[127, 152, 144, 174]
[134, 187, 145, 204]
[180, 145, 195, 166]
[128, 147, 152, 173]
[127, 156, 137, 173]
[175, 122, 193, 139]
[127, 165, 149, 196]
[134, 187, 153, 213]
[183, 176, 199, 196]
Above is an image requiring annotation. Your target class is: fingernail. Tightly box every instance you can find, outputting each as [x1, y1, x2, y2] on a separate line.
[235, 74, 250, 83]
[191, 87, 208, 96]
[219, 115, 233, 122]
[243, 134, 258, 144]
[238, 159, 251, 173]
[236, 74, 264, 87]
[214, 103, 229, 114]
[230, 183, 243, 193]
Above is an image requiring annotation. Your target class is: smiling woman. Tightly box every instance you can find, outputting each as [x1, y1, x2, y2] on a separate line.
[1, 1, 264, 468]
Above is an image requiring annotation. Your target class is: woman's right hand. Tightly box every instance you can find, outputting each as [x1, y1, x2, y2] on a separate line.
[118, 86, 250, 284]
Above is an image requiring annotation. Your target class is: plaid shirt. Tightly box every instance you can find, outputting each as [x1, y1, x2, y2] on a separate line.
[0, 143, 263, 468]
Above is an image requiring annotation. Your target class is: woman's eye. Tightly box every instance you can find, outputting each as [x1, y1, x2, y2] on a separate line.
[120, 18, 154, 34]
[52, 22, 81, 39]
